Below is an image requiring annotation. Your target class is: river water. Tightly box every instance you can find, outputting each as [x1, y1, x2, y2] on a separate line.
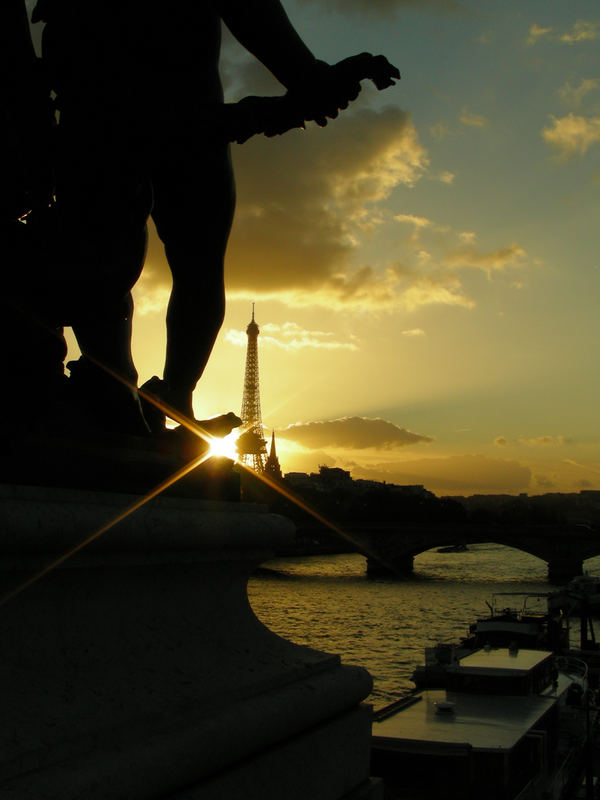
[248, 545, 600, 709]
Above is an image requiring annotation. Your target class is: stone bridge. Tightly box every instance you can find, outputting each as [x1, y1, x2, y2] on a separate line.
[356, 522, 600, 582]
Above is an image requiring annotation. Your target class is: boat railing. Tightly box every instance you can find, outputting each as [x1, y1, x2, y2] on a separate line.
[554, 655, 588, 684]
[489, 592, 550, 617]
[373, 691, 422, 722]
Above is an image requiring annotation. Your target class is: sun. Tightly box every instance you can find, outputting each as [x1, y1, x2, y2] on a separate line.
[207, 429, 241, 462]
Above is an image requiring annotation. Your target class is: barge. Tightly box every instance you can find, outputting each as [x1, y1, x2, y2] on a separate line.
[371, 648, 591, 799]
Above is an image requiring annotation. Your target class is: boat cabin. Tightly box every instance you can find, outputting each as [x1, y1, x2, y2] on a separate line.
[443, 648, 557, 695]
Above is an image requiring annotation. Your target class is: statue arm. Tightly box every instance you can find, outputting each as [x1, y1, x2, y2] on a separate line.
[216, 0, 318, 89]
[216, 0, 368, 125]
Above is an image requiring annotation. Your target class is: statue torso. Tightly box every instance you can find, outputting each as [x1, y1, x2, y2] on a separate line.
[39, 0, 224, 109]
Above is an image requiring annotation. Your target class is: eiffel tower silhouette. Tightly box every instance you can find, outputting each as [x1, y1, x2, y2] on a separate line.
[237, 305, 268, 472]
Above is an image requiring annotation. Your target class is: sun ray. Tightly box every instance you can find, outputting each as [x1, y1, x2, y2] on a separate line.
[1, 345, 399, 605]
[235, 461, 401, 576]
[0, 450, 212, 609]
[208, 428, 241, 460]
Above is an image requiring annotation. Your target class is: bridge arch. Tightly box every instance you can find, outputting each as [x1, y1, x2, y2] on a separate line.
[363, 524, 599, 582]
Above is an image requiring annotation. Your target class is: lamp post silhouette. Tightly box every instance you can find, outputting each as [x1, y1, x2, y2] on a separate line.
[237, 305, 268, 472]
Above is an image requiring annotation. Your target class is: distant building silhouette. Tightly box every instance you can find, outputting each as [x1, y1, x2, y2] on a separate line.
[264, 430, 283, 481]
[237, 305, 268, 472]
[284, 466, 433, 498]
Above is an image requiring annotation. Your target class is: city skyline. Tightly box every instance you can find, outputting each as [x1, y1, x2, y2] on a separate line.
[38, 0, 598, 496]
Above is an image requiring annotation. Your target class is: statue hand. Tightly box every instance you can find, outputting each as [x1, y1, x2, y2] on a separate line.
[223, 53, 400, 144]
[287, 59, 361, 127]
[287, 53, 400, 127]
[224, 96, 305, 144]
[333, 53, 400, 91]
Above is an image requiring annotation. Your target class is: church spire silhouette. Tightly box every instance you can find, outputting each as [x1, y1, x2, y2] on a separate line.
[264, 430, 283, 480]
[237, 304, 267, 472]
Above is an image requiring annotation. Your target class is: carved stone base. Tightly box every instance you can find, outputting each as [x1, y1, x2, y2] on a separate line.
[0, 484, 375, 799]
[0, 433, 240, 500]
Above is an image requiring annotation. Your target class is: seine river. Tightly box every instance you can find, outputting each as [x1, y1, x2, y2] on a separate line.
[248, 545, 600, 709]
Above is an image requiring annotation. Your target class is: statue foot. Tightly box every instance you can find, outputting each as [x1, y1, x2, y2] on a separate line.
[139, 377, 242, 440]
[170, 412, 242, 441]
[160, 413, 241, 461]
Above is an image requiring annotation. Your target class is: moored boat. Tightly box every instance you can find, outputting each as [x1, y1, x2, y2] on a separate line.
[371, 648, 592, 800]
[413, 592, 569, 689]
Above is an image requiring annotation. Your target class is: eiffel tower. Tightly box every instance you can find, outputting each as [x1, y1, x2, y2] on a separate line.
[237, 305, 268, 472]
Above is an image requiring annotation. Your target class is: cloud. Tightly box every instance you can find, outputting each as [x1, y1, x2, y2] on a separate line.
[224, 322, 359, 351]
[132, 271, 170, 316]
[444, 243, 526, 275]
[575, 479, 594, 489]
[279, 417, 433, 450]
[137, 92, 528, 318]
[558, 78, 600, 108]
[394, 213, 432, 229]
[402, 328, 425, 337]
[495, 435, 570, 447]
[140, 105, 434, 311]
[347, 454, 532, 494]
[518, 435, 569, 446]
[225, 106, 429, 307]
[397, 276, 475, 311]
[438, 171, 456, 184]
[430, 123, 450, 141]
[535, 475, 556, 490]
[460, 109, 488, 128]
[526, 20, 598, 47]
[526, 24, 553, 46]
[542, 113, 600, 159]
[560, 20, 600, 45]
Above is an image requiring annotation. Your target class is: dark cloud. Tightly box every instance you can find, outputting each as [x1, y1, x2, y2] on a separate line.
[347, 454, 532, 494]
[294, 0, 463, 18]
[279, 417, 433, 449]
[143, 105, 428, 309]
[227, 106, 426, 300]
[535, 475, 556, 490]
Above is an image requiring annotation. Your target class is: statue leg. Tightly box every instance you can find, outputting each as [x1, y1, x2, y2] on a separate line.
[150, 143, 235, 419]
[55, 117, 154, 434]
[66, 225, 151, 435]
[68, 227, 148, 387]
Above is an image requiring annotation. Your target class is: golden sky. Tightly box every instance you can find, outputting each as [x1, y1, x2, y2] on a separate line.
[39, 0, 598, 496]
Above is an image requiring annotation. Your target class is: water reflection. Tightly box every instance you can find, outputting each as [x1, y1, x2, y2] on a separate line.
[248, 545, 600, 706]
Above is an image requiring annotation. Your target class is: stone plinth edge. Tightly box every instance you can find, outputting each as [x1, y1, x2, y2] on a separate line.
[0, 483, 374, 799]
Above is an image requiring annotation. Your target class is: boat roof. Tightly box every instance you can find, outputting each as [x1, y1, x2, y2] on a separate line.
[454, 648, 553, 676]
[373, 673, 570, 754]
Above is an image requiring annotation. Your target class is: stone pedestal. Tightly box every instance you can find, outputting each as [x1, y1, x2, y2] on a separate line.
[0, 484, 378, 799]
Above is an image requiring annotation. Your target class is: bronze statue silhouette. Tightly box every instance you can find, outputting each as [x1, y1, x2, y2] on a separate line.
[12, 0, 398, 437]
[1, 1, 68, 431]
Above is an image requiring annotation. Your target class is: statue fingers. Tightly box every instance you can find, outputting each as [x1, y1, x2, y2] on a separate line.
[368, 55, 401, 89]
